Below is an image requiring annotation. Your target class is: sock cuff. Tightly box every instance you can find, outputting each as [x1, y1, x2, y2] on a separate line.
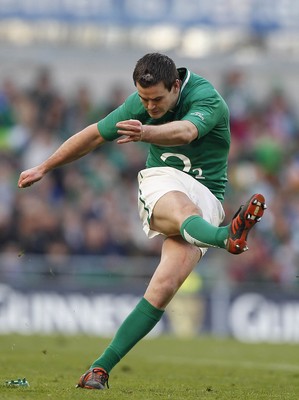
[137, 298, 164, 321]
[180, 215, 201, 237]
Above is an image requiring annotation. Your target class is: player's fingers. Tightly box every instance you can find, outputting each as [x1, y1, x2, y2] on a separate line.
[116, 119, 141, 127]
[18, 171, 40, 188]
[18, 179, 33, 188]
[117, 138, 131, 144]
[18, 174, 28, 188]
[117, 126, 140, 134]
[117, 129, 140, 136]
[116, 120, 142, 132]
[117, 137, 136, 144]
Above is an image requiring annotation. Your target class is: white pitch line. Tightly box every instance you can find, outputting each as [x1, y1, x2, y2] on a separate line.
[152, 355, 299, 373]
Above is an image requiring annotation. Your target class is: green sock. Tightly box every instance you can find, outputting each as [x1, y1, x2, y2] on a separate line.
[91, 298, 164, 373]
[180, 215, 229, 249]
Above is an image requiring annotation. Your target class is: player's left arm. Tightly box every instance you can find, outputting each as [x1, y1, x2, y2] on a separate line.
[116, 119, 198, 146]
[116, 94, 225, 146]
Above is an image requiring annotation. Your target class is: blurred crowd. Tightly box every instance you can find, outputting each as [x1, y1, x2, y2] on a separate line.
[0, 67, 298, 286]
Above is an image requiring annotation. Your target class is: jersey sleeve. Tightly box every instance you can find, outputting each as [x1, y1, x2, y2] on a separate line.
[182, 91, 227, 138]
[97, 93, 145, 141]
[97, 102, 132, 141]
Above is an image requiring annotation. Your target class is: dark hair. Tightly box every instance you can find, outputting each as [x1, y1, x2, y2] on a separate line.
[133, 53, 179, 91]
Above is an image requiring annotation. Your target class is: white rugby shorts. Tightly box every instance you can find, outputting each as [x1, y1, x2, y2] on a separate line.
[138, 166, 225, 244]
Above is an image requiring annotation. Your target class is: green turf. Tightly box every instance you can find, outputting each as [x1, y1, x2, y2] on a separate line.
[1, 334, 299, 399]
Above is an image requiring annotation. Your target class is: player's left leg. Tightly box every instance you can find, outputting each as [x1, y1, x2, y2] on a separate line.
[77, 236, 201, 390]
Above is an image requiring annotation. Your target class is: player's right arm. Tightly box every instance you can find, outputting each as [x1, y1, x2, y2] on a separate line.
[18, 123, 104, 188]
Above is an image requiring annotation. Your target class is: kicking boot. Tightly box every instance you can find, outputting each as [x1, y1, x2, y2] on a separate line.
[76, 367, 109, 390]
[226, 193, 267, 254]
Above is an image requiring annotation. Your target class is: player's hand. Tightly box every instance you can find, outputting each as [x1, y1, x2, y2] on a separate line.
[116, 119, 144, 144]
[18, 166, 45, 188]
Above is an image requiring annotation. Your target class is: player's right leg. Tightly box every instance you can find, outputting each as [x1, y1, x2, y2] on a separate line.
[179, 193, 266, 254]
[138, 167, 267, 255]
[149, 188, 267, 255]
[225, 193, 267, 254]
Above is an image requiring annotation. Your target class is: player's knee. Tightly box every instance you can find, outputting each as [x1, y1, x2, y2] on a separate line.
[178, 203, 203, 223]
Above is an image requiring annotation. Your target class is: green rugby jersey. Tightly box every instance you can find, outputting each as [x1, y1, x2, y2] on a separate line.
[97, 68, 230, 201]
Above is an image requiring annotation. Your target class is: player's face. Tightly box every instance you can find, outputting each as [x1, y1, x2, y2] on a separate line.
[136, 80, 180, 119]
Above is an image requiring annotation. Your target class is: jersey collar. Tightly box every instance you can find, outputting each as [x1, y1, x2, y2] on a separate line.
[174, 68, 191, 109]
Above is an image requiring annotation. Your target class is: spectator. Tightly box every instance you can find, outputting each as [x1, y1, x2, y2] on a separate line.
[0, 67, 298, 288]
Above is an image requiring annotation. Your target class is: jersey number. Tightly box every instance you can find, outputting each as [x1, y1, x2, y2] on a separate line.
[160, 152, 205, 180]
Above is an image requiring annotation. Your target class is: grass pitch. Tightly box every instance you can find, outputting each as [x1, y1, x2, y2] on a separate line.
[1, 334, 299, 399]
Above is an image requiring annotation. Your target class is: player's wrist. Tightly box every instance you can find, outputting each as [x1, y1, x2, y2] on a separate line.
[140, 125, 146, 142]
[139, 125, 145, 142]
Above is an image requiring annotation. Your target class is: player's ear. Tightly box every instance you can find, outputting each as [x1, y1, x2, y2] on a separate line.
[173, 79, 180, 93]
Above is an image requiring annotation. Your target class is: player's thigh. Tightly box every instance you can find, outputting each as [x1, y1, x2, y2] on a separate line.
[150, 190, 201, 236]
